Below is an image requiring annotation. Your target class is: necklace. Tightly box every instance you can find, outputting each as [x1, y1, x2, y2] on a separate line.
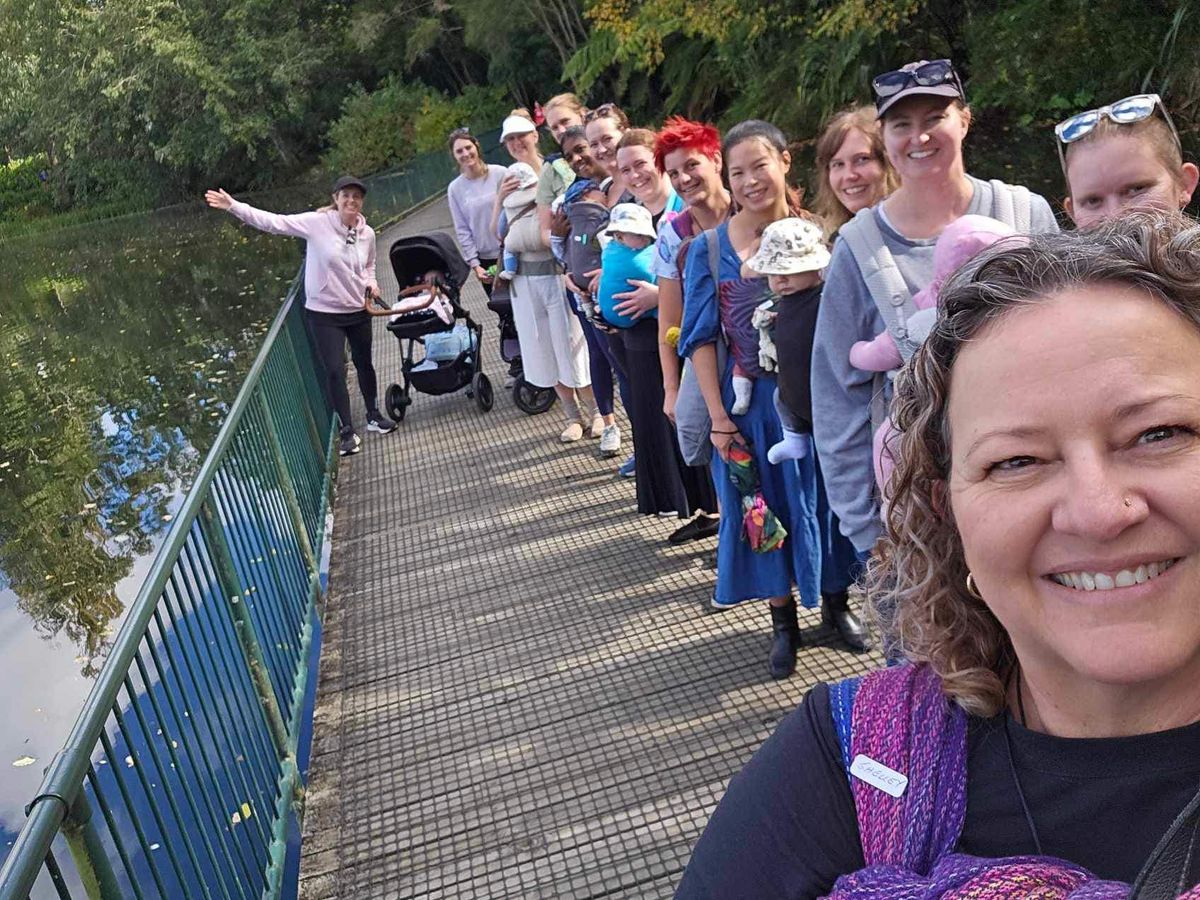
[1003, 666, 1045, 855]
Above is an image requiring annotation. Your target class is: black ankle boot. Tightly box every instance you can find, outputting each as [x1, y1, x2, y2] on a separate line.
[768, 599, 801, 679]
[822, 591, 869, 651]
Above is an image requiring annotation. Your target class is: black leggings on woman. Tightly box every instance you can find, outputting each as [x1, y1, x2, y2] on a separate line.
[306, 309, 379, 433]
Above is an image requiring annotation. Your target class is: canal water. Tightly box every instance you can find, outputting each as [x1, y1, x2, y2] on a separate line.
[0, 185, 334, 870]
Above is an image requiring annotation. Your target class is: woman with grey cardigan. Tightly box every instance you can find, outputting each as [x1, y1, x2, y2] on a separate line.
[812, 59, 1059, 555]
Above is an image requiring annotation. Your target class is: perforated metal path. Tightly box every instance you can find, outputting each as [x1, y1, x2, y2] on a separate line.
[298, 198, 880, 900]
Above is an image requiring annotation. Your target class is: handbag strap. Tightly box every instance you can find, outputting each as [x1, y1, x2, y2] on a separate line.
[1130, 777, 1200, 898]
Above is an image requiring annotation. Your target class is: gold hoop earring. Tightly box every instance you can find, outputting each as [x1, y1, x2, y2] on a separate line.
[965, 572, 982, 599]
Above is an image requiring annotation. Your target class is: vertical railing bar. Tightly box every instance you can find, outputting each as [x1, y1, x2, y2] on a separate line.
[280, 319, 326, 465]
[97, 730, 171, 898]
[225, 424, 306, 640]
[116, 674, 211, 900]
[237, 414, 310, 638]
[218, 433, 302, 730]
[110, 694, 192, 898]
[85, 764, 146, 900]
[177, 540, 279, 862]
[206, 475, 292, 707]
[160, 569, 276, 861]
[42, 848, 73, 900]
[241, 398, 313, 608]
[175, 541, 278, 791]
[130, 649, 239, 900]
[161, 567, 274, 858]
[260, 358, 319, 534]
[269, 347, 325, 520]
[198, 493, 290, 752]
[210, 465, 297, 706]
[145, 611, 259, 898]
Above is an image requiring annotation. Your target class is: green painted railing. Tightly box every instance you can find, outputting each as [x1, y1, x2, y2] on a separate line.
[0, 267, 337, 899]
[0, 132, 508, 900]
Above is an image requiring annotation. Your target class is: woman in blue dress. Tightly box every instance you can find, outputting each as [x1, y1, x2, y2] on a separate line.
[679, 120, 832, 679]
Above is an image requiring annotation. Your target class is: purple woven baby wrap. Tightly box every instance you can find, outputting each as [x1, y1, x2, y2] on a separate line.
[825, 664, 1199, 899]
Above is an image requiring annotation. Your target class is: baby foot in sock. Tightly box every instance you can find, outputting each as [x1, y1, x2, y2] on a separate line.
[730, 375, 753, 415]
[767, 431, 811, 465]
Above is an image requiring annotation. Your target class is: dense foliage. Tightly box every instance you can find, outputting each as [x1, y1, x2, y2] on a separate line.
[1, 0, 1198, 227]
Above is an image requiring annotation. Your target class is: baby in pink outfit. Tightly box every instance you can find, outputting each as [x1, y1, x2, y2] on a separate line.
[850, 214, 1019, 497]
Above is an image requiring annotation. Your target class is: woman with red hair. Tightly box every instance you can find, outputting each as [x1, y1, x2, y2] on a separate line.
[646, 117, 732, 545]
[653, 117, 732, 428]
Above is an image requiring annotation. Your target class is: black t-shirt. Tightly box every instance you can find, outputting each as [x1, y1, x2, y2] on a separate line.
[773, 285, 822, 432]
[675, 683, 1200, 899]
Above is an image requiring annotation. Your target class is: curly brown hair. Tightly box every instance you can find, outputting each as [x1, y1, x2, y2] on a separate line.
[869, 210, 1200, 716]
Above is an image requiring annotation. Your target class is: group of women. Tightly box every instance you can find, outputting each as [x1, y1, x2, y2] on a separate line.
[209, 59, 1200, 897]
[672, 63, 1200, 899]
[447, 62, 1200, 900]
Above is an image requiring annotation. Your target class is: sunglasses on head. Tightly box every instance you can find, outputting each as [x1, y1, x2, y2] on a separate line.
[872, 59, 963, 100]
[1054, 93, 1181, 171]
[583, 103, 618, 124]
[449, 126, 471, 138]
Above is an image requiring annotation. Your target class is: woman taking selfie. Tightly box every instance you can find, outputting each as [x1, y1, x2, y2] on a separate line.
[678, 213, 1200, 898]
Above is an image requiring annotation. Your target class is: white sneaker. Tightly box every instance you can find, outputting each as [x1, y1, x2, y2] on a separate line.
[599, 424, 621, 457]
[498, 270, 515, 281]
[560, 421, 584, 442]
[589, 414, 605, 439]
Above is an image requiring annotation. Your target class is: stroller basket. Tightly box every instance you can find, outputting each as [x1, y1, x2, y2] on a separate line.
[409, 357, 473, 395]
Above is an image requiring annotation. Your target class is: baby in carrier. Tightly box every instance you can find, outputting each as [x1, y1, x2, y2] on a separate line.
[742, 217, 832, 464]
[497, 162, 542, 280]
[554, 178, 611, 323]
[849, 214, 1017, 495]
[595, 203, 658, 328]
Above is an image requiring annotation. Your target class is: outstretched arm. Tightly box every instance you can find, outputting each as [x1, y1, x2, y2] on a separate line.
[205, 188, 321, 239]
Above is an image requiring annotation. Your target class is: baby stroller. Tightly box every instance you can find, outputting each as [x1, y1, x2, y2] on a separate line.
[374, 232, 492, 422]
[486, 277, 556, 415]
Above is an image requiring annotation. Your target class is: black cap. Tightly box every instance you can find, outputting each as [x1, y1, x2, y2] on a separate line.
[332, 175, 367, 195]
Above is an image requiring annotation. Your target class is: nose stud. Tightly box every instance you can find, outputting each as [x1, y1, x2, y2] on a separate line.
[1123, 497, 1133, 508]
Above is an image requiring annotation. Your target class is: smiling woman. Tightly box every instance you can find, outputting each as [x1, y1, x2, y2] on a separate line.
[676, 211, 1200, 898]
[811, 58, 1059, 556]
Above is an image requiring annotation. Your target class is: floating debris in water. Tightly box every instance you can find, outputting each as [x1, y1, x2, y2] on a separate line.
[12, 757, 35, 768]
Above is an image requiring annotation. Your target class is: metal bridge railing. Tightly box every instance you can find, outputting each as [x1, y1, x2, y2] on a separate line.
[0, 133, 497, 900]
[0, 271, 336, 900]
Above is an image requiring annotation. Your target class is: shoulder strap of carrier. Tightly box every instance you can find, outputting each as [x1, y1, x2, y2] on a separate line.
[829, 664, 969, 874]
[839, 208, 920, 364]
[988, 179, 1032, 233]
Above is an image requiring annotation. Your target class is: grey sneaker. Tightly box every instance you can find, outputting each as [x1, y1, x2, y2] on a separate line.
[339, 431, 362, 456]
[366, 412, 396, 434]
[599, 424, 621, 457]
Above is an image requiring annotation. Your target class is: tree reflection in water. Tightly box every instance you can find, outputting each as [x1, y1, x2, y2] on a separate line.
[0, 186, 321, 676]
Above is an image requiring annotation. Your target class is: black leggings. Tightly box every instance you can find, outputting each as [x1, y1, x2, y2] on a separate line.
[306, 309, 379, 433]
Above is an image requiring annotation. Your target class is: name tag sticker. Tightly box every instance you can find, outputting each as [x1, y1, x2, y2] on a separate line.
[850, 754, 909, 798]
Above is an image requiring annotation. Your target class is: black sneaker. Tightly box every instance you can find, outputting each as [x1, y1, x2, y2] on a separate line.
[667, 514, 720, 545]
[366, 412, 396, 434]
[339, 432, 362, 456]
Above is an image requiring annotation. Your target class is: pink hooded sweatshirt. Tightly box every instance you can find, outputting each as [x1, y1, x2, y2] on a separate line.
[228, 201, 379, 314]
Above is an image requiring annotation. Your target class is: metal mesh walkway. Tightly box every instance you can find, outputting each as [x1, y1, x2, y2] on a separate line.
[297, 198, 879, 899]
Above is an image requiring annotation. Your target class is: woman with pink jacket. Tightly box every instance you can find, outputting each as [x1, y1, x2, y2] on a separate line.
[205, 175, 396, 456]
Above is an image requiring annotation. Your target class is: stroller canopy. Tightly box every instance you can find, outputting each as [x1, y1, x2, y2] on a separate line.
[390, 232, 470, 294]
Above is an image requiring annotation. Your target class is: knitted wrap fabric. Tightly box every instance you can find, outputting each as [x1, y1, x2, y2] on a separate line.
[824, 664, 1200, 899]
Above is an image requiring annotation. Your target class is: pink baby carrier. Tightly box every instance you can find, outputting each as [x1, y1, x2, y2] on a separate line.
[826, 664, 1200, 898]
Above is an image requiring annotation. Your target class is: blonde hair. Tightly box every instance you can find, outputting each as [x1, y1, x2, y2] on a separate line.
[1065, 115, 1187, 191]
[544, 93, 586, 119]
[870, 210, 1200, 716]
[812, 106, 898, 241]
[616, 128, 656, 153]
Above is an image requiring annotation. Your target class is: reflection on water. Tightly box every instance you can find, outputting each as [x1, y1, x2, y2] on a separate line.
[0, 186, 327, 863]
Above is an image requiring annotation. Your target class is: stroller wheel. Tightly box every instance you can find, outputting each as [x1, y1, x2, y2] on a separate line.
[472, 373, 494, 413]
[386, 383, 410, 422]
[513, 378, 555, 415]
